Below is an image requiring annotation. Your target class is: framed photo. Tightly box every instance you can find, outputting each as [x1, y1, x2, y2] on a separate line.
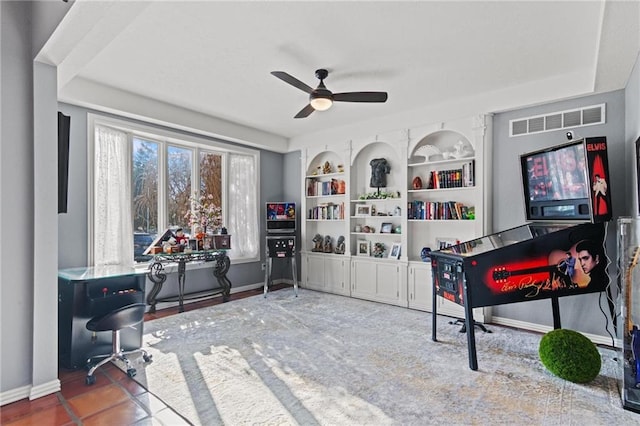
[355, 204, 372, 217]
[380, 222, 393, 233]
[203, 235, 214, 250]
[389, 242, 401, 259]
[357, 240, 370, 256]
[436, 237, 459, 250]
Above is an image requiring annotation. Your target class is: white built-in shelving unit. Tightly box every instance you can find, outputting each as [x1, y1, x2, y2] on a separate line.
[300, 115, 492, 320]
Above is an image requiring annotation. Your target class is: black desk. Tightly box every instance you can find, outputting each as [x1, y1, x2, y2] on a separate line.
[58, 266, 146, 369]
[146, 250, 232, 313]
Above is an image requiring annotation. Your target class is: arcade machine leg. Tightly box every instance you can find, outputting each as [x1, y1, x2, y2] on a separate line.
[551, 296, 561, 329]
[263, 258, 272, 298]
[291, 256, 298, 297]
[432, 273, 438, 342]
[464, 300, 479, 371]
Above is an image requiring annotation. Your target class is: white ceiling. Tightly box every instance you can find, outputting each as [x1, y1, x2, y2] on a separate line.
[39, 1, 639, 150]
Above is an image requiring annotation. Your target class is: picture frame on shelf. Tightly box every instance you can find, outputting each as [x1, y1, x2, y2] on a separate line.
[355, 205, 372, 217]
[380, 222, 393, 233]
[436, 237, 459, 250]
[357, 240, 370, 256]
[389, 242, 401, 259]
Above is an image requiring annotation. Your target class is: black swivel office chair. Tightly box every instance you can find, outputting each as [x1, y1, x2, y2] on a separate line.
[85, 303, 152, 385]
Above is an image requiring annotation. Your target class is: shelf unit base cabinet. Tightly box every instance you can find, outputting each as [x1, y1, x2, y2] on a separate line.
[350, 258, 408, 307]
[408, 261, 433, 311]
[302, 253, 350, 296]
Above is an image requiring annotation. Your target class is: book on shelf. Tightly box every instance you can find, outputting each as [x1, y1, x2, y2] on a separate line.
[307, 202, 344, 220]
[306, 178, 345, 196]
[407, 200, 473, 220]
[425, 160, 475, 189]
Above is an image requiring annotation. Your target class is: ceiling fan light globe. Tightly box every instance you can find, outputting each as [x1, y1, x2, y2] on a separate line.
[310, 97, 332, 111]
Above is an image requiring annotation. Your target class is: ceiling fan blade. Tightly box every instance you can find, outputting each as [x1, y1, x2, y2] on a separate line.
[294, 104, 315, 119]
[271, 71, 314, 94]
[333, 92, 388, 103]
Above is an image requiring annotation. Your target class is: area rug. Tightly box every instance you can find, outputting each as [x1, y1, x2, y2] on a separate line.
[130, 288, 635, 425]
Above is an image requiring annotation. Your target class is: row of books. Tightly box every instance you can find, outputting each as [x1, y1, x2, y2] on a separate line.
[407, 200, 474, 220]
[306, 178, 346, 197]
[424, 160, 475, 189]
[308, 202, 345, 220]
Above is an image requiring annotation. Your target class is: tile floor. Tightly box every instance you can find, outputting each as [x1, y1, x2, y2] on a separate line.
[1, 284, 284, 425]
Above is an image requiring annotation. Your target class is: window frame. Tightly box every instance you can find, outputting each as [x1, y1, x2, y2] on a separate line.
[88, 113, 260, 266]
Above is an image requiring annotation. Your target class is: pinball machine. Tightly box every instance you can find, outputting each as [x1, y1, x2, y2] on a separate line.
[430, 137, 613, 370]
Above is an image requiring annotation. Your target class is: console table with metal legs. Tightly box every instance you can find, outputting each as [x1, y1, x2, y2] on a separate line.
[146, 250, 232, 313]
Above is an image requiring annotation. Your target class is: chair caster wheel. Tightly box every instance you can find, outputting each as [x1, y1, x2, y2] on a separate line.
[85, 375, 96, 385]
[127, 368, 137, 378]
[143, 354, 153, 363]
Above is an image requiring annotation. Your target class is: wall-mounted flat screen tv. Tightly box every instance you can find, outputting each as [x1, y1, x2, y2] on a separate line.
[520, 137, 611, 223]
[266, 202, 296, 233]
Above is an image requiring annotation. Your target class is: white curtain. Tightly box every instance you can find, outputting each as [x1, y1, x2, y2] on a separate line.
[94, 125, 134, 266]
[228, 153, 259, 258]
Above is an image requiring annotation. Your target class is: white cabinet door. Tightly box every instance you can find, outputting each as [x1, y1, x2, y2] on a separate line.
[325, 257, 350, 295]
[303, 253, 351, 295]
[303, 253, 326, 291]
[408, 262, 432, 312]
[351, 258, 407, 306]
[351, 259, 378, 299]
[376, 262, 401, 304]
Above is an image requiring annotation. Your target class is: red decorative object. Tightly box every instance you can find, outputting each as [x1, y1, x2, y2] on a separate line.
[412, 176, 423, 190]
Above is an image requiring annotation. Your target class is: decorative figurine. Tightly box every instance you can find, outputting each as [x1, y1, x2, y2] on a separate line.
[412, 176, 422, 190]
[322, 161, 332, 174]
[323, 235, 333, 253]
[372, 242, 385, 258]
[174, 228, 188, 245]
[420, 247, 432, 262]
[369, 158, 390, 192]
[312, 234, 323, 252]
[337, 164, 344, 173]
[334, 236, 345, 254]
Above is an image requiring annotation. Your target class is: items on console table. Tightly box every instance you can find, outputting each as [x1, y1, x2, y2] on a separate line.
[146, 249, 232, 313]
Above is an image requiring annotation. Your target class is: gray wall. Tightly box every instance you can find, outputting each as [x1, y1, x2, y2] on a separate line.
[491, 90, 626, 338]
[625, 52, 640, 217]
[1, 1, 36, 395]
[1, 0, 72, 400]
[57, 103, 286, 294]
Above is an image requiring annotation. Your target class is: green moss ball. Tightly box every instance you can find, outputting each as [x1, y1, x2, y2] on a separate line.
[538, 329, 601, 383]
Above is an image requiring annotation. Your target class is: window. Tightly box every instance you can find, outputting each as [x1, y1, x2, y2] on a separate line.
[90, 114, 259, 265]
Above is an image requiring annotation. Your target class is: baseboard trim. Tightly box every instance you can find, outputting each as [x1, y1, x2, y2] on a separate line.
[0, 378, 61, 407]
[1, 385, 31, 406]
[490, 316, 621, 347]
[29, 379, 61, 401]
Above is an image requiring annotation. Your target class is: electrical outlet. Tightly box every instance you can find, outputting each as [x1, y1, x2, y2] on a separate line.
[261, 263, 266, 271]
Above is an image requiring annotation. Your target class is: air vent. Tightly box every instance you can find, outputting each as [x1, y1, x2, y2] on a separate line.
[509, 103, 605, 137]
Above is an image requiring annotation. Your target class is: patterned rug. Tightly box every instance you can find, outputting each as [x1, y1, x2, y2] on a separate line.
[130, 288, 635, 425]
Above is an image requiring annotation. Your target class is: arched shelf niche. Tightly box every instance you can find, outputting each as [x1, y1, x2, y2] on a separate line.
[409, 130, 474, 164]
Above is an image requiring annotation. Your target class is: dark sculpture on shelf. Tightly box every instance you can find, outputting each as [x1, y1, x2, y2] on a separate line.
[334, 236, 345, 254]
[323, 235, 333, 253]
[370, 158, 390, 193]
[312, 234, 323, 252]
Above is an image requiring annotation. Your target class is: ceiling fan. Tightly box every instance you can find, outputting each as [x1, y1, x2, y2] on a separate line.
[271, 69, 388, 118]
